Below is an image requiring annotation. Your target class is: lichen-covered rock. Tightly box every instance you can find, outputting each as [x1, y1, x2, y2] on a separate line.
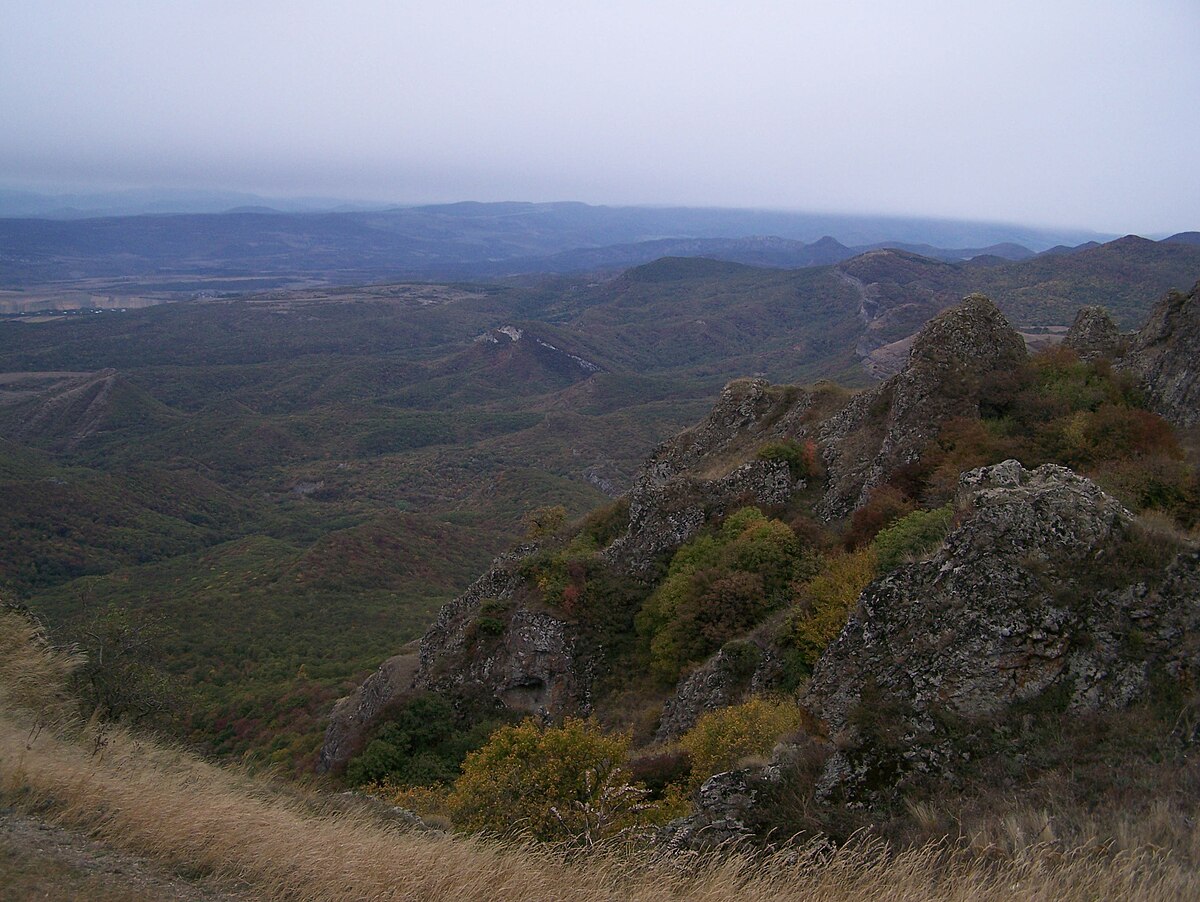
[1062, 305, 1124, 361]
[639, 379, 810, 485]
[802, 460, 1197, 804]
[606, 459, 798, 574]
[656, 770, 760, 852]
[818, 295, 1027, 518]
[1122, 282, 1200, 426]
[413, 550, 588, 718]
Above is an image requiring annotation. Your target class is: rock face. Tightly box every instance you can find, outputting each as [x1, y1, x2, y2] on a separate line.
[604, 378, 809, 572]
[412, 548, 588, 717]
[317, 648, 419, 774]
[818, 295, 1028, 518]
[654, 632, 787, 742]
[656, 770, 761, 851]
[1123, 282, 1200, 427]
[1062, 305, 1124, 361]
[802, 460, 1199, 803]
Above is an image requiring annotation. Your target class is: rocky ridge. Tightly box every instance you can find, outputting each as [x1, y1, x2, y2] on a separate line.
[321, 284, 1200, 795]
[818, 294, 1028, 518]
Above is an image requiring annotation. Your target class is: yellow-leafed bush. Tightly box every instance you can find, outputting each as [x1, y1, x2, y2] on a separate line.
[789, 549, 877, 665]
[447, 718, 674, 843]
[680, 697, 803, 786]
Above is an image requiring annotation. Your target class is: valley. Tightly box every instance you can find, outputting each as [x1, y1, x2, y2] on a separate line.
[2, 231, 1199, 771]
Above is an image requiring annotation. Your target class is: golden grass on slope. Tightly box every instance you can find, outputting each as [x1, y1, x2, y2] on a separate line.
[1, 609, 1198, 901]
[0, 605, 80, 725]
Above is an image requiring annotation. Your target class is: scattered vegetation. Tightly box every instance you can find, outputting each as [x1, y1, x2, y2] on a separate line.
[870, 504, 954, 572]
[4, 610, 1200, 900]
[756, 439, 818, 480]
[636, 508, 819, 681]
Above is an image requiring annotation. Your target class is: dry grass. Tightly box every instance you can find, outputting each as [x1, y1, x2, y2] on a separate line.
[2, 609, 1199, 900]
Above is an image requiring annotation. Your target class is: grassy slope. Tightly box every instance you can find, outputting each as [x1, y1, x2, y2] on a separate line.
[1, 613, 1196, 902]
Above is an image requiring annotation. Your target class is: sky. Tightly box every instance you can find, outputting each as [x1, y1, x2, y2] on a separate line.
[2, 1, 1197, 234]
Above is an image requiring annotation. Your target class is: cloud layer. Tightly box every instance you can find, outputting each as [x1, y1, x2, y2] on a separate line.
[2, 1, 1197, 233]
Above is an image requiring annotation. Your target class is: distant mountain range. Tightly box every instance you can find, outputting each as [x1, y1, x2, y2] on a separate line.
[0, 200, 1122, 291]
[0, 187, 385, 219]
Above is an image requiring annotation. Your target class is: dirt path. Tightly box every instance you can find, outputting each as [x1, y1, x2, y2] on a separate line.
[0, 807, 249, 902]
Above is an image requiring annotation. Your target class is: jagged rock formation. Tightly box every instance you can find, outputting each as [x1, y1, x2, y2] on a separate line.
[322, 288, 1197, 786]
[818, 294, 1027, 518]
[413, 557, 588, 715]
[1122, 282, 1200, 426]
[1062, 305, 1124, 361]
[802, 460, 1198, 803]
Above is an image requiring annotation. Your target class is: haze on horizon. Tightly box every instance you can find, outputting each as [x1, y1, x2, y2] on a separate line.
[2, 1, 1197, 236]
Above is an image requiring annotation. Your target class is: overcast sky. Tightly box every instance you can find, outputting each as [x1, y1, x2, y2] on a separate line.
[2, 1, 1197, 233]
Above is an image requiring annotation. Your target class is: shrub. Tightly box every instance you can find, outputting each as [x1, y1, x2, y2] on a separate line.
[635, 508, 817, 681]
[871, 505, 954, 572]
[788, 549, 878, 665]
[575, 498, 630, 550]
[447, 718, 669, 843]
[757, 439, 818, 480]
[69, 604, 184, 729]
[843, 484, 916, 550]
[521, 504, 567, 539]
[345, 694, 503, 788]
[680, 697, 803, 786]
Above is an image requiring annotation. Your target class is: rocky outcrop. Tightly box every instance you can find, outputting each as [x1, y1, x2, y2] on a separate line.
[656, 770, 761, 851]
[412, 548, 588, 717]
[654, 633, 787, 743]
[818, 295, 1028, 518]
[603, 378, 811, 572]
[317, 648, 420, 774]
[802, 460, 1198, 803]
[1123, 282, 1200, 427]
[317, 545, 588, 770]
[1062, 305, 1124, 361]
[634, 378, 809, 485]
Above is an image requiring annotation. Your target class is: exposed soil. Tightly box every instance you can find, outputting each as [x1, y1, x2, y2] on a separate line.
[0, 807, 249, 902]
